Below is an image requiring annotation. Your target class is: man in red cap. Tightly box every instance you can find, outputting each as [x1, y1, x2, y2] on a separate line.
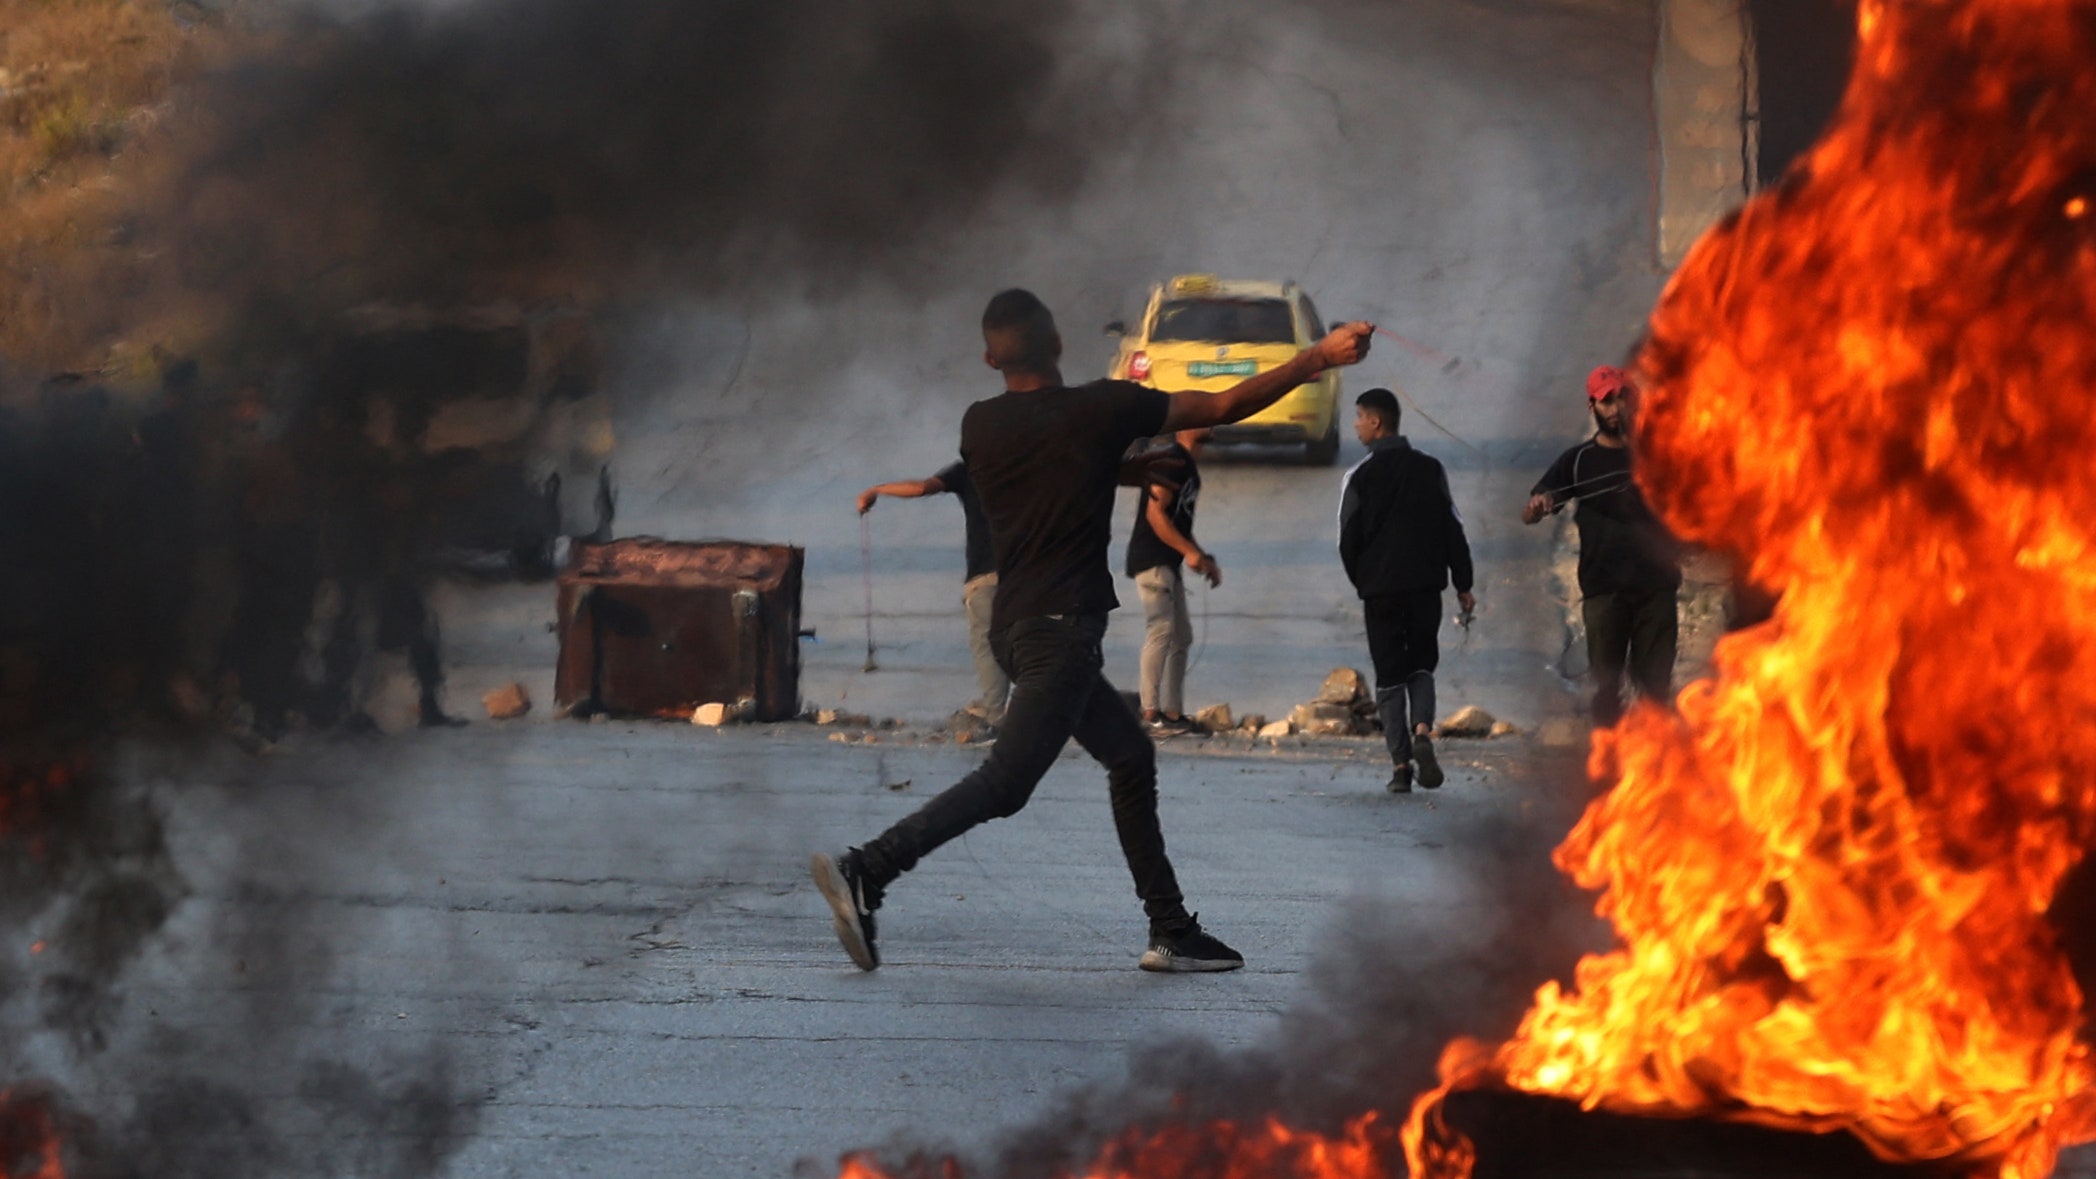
[1521, 365, 1681, 725]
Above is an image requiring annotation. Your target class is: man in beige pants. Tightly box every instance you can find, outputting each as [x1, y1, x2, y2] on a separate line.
[1125, 428, 1218, 732]
[858, 460, 1009, 728]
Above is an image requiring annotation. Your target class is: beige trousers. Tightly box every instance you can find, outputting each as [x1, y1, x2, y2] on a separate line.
[963, 573, 1009, 723]
[1133, 565, 1192, 716]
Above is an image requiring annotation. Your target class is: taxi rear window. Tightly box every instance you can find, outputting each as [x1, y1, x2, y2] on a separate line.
[1149, 298, 1296, 344]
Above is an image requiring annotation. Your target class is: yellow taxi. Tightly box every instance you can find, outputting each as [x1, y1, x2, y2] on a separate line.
[1106, 274, 1342, 464]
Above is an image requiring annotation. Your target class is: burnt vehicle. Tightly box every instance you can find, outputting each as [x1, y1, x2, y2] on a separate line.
[312, 303, 616, 579]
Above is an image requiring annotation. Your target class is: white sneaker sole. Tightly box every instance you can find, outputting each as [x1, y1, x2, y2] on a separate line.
[1139, 950, 1244, 973]
[810, 853, 878, 971]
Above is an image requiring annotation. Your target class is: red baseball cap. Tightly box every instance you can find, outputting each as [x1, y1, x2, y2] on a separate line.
[1586, 365, 1633, 401]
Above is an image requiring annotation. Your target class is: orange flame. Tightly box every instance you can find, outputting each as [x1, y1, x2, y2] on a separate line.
[2, 770, 82, 1179]
[1404, 2, 2096, 1176]
[839, 1112, 1394, 1179]
[0, 759, 83, 855]
[836, 4, 2096, 1178]
[0, 1091, 66, 1179]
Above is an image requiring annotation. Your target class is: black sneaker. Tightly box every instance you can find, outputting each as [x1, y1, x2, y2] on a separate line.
[1386, 762, 1413, 794]
[1139, 915, 1243, 973]
[1413, 732, 1444, 789]
[811, 849, 882, 970]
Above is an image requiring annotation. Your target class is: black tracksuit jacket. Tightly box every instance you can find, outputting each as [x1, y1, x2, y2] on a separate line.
[1338, 435, 1474, 597]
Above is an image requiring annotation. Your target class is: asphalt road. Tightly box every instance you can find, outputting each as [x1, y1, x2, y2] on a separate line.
[97, 718, 1600, 1179]
[85, 713, 2096, 1179]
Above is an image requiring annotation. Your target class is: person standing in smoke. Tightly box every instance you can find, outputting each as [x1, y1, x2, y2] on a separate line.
[1338, 388, 1474, 794]
[1125, 426, 1217, 734]
[222, 392, 323, 743]
[813, 289, 1372, 972]
[1522, 365, 1682, 725]
[856, 460, 1009, 730]
[306, 394, 467, 732]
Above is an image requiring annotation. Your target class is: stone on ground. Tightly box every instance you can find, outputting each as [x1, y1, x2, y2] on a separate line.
[692, 702, 736, 726]
[1437, 705, 1496, 737]
[483, 683, 531, 720]
[1316, 667, 1368, 706]
[1291, 701, 1360, 736]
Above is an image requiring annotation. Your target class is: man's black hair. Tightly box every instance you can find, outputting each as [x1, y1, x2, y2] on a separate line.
[982, 288, 1060, 374]
[1356, 387, 1401, 428]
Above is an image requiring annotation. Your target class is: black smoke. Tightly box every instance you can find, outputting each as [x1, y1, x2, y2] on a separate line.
[2, 0, 1190, 744]
[0, 0, 1189, 1174]
[140, 0, 1182, 332]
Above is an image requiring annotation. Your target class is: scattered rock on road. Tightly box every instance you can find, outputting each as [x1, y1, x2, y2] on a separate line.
[1291, 700, 1360, 737]
[483, 683, 531, 720]
[1436, 705, 1496, 737]
[1317, 667, 1368, 706]
[814, 709, 874, 727]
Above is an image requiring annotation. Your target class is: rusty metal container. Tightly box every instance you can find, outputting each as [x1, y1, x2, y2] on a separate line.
[554, 538, 803, 721]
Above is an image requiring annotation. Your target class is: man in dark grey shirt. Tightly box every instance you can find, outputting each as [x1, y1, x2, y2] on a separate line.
[1523, 366, 1682, 725]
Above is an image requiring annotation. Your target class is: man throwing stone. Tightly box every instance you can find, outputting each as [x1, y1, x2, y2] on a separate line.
[814, 289, 1372, 972]
[1339, 389, 1474, 794]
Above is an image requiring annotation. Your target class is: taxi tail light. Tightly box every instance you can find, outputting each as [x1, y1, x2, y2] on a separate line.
[1128, 351, 1151, 381]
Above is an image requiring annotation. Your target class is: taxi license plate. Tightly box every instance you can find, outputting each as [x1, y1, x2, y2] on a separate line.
[1186, 360, 1259, 378]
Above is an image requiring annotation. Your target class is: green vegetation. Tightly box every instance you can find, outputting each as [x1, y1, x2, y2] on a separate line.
[0, 0, 228, 371]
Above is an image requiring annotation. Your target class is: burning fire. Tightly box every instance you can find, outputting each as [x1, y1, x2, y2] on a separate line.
[838, 1112, 1395, 1179]
[841, 1, 2096, 1177]
[0, 1091, 65, 1179]
[0, 768, 78, 1179]
[0, 761, 81, 859]
[1405, 1, 2096, 1176]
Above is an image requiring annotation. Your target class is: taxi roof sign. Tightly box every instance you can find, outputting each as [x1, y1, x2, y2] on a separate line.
[1161, 274, 1301, 301]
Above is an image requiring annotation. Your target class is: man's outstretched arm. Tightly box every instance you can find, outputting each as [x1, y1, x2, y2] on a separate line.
[857, 476, 947, 514]
[1160, 322, 1373, 432]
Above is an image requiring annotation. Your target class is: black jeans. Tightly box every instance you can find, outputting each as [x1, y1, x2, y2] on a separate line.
[857, 613, 1191, 933]
[1363, 590, 1442, 765]
[1582, 586, 1678, 726]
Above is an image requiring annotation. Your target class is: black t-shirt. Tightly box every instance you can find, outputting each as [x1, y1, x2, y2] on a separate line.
[960, 380, 1172, 633]
[1531, 439, 1682, 596]
[1125, 441, 1199, 577]
[933, 460, 996, 582]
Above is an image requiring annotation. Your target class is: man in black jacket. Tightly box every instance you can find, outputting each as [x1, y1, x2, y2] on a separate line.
[1339, 388, 1475, 794]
